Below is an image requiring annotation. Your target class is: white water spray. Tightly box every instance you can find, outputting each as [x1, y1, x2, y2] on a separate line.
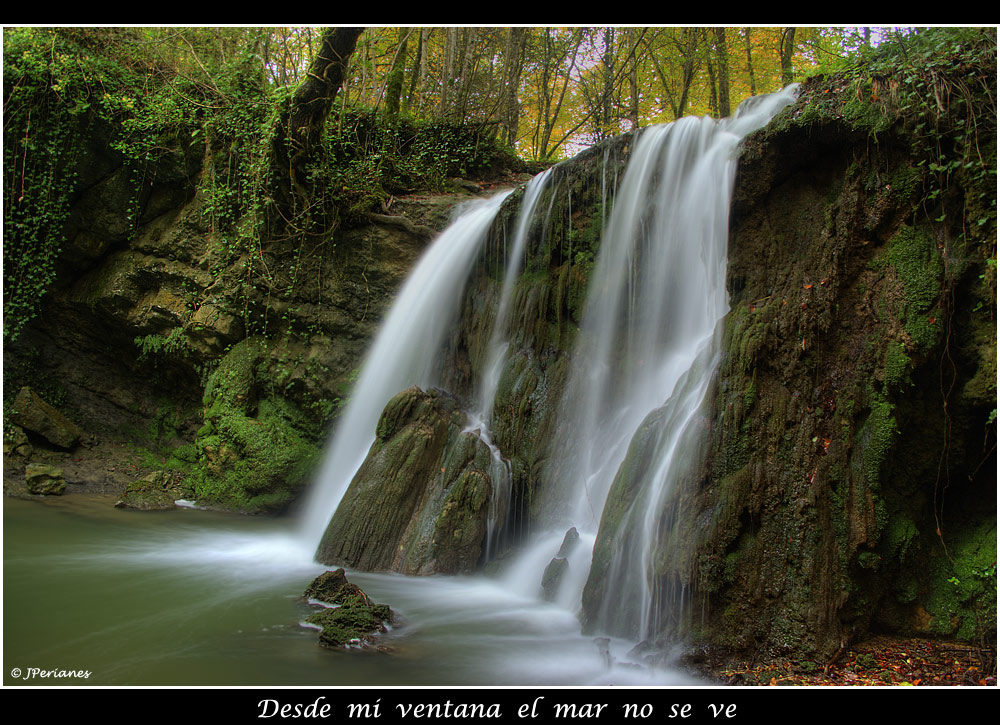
[298, 190, 512, 545]
[518, 86, 801, 641]
[302, 85, 799, 649]
[464, 168, 555, 559]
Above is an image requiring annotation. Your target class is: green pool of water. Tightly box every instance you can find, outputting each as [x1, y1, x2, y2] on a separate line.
[3, 495, 697, 687]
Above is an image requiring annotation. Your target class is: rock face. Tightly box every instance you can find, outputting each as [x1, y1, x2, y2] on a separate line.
[1, 114, 483, 511]
[9, 387, 87, 450]
[689, 81, 994, 660]
[438, 135, 635, 537]
[25, 464, 67, 495]
[115, 470, 185, 510]
[189, 336, 321, 512]
[312, 142, 631, 575]
[316, 387, 497, 575]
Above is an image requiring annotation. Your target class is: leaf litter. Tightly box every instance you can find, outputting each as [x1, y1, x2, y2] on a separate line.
[713, 635, 996, 687]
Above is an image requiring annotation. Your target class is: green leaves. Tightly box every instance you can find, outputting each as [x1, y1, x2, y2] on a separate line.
[3, 28, 147, 341]
[134, 328, 189, 365]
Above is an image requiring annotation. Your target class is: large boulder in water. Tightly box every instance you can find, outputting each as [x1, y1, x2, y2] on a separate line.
[315, 386, 498, 575]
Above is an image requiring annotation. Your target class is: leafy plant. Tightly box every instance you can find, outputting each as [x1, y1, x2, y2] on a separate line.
[134, 327, 189, 364]
[2, 29, 129, 339]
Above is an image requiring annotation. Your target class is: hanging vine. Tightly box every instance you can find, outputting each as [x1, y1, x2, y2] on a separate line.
[2, 29, 118, 340]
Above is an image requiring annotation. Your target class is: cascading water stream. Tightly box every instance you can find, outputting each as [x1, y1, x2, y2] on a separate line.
[299, 84, 798, 660]
[471, 168, 555, 427]
[596, 88, 801, 643]
[464, 167, 554, 560]
[297, 190, 512, 546]
[509, 85, 800, 642]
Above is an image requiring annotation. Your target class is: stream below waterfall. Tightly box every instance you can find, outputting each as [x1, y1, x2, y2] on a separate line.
[3, 495, 700, 686]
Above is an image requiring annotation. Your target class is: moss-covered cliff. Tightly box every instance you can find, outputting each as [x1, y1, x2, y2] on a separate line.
[1, 139, 482, 509]
[3, 28, 522, 510]
[592, 32, 996, 664]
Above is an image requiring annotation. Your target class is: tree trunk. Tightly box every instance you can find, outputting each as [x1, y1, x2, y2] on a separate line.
[627, 29, 640, 131]
[440, 28, 457, 118]
[675, 28, 700, 119]
[714, 27, 731, 118]
[705, 50, 718, 117]
[780, 27, 796, 86]
[404, 28, 424, 113]
[501, 28, 527, 146]
[279, 27, 364, 203]
[455, 28, 479, 121]
[743, 28, 757, 96]
[599, 27, 616, 139]
[537, 29, 583, 160]
[385, 27, 409, 118]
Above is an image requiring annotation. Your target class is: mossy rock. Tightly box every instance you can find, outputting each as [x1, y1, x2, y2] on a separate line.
[25, 463, 67, 495]
[115, 470, 185, 510]
[304, 568, 374, 607]
[306, 605, 392, 649]
[316, 386, 496, 575]
[202, 336, 269, 420]
[303, 569, 394, 649]
[922, 520, 997, 641]
[189, 338, 321, 512]
[9, 387, 87, 450]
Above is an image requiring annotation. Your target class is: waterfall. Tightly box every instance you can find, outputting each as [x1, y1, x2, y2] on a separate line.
[304, 85, 799, 651]
[464, 167, 554, 560]
[470, 167, 554, 426]
[298, 190, 512, 546]
[540, 85, 801, 642]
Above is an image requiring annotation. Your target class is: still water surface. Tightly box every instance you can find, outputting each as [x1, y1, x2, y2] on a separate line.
[4, 495, 699, 687]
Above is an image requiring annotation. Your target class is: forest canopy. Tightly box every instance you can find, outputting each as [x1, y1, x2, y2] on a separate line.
[2, 26, 924, 162]
[4, 26, 994, 343]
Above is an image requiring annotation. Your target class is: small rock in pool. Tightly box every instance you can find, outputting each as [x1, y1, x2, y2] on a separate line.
[303, 569, 395, 651]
